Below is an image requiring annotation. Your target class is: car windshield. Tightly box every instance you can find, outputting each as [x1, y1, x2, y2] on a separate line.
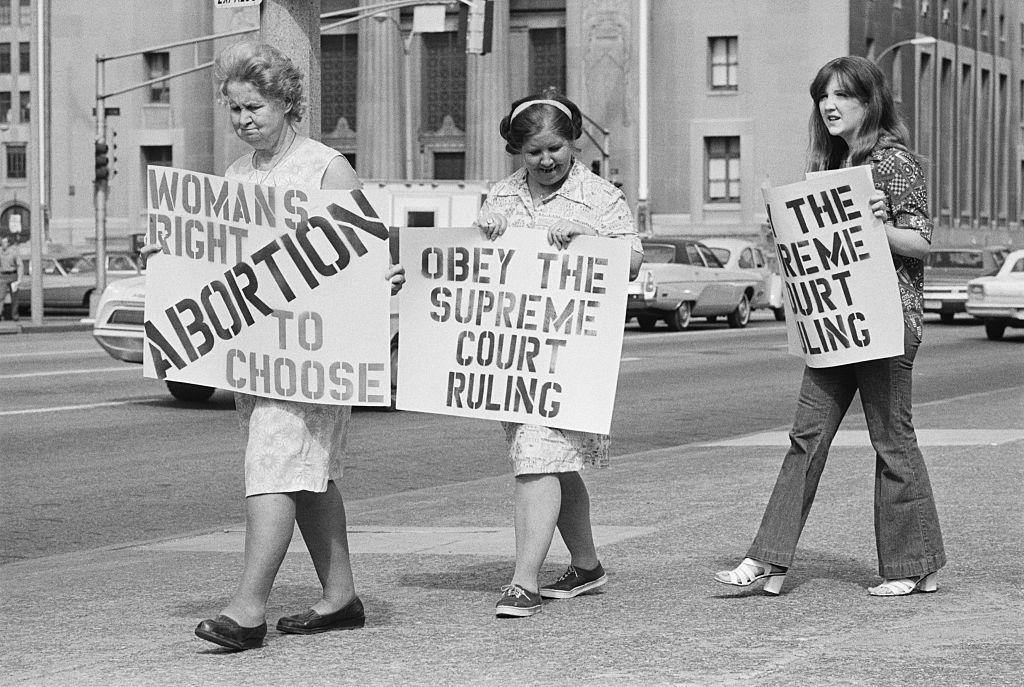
[58, 256, 96, 274]
[708, 247, 731, 264]
[927, 250, 983, 268]
[642, 244, 679, 264]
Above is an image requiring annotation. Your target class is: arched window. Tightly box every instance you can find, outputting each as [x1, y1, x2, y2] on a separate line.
[0, 203, 28, 243]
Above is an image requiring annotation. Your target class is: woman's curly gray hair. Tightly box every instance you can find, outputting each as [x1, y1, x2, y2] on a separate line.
[213, 41, 306, 122]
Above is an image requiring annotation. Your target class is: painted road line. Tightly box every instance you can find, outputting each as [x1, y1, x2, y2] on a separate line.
[0, 348, 105, 360]
[1, 366, 135, 380]
[0, 397, 166, 417]
[699, 429, 1024, 448]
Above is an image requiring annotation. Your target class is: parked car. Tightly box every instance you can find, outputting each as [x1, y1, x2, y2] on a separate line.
[81, 250, 145, 279]
[18, 253, 97, 311]
[3, 249, 145, 316]
[965, 249, 1024, 340]
[93, 274, 401, 403]
[700, 237, 786, 320]
[923, 245, 1010, 323]
[627, 237, 762, 330]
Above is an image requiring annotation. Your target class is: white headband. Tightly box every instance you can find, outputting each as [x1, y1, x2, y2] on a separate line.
[509, 98, 573, 123]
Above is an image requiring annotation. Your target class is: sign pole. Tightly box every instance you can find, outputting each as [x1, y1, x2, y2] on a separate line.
[91, 57, 107, 317]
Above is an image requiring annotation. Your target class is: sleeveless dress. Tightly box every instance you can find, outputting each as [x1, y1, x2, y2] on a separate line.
[225, 137, 352, 496]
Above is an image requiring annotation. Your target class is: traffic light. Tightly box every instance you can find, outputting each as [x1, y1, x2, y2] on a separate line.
[95, 141, 110, 184]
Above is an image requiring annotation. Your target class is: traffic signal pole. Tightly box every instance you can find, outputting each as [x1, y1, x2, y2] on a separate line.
[90, 24, 258, 318]
[91, 59, 107, 316]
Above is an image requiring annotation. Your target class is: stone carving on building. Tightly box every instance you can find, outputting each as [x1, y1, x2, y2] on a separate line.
[582, 2, 632, 128]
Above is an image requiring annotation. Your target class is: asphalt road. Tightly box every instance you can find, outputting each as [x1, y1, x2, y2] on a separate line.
[1, 313, 1020, 564]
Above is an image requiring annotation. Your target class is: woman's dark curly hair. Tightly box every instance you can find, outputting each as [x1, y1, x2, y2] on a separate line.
[499, 88, 583, 155]
[214, 41, 306, 123]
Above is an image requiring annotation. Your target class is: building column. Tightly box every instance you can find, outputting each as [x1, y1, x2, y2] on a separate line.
[465, 0, 511, 181]
[261, 0, 322, 140]
[566, 0, 640, 211]
[356, 3, 404, 179]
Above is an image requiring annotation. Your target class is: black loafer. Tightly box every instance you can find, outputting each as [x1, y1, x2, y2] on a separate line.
[276, 596, 365, 634]
[195, 615, 267, 651]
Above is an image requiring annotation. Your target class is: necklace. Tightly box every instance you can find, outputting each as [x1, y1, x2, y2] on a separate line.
[250, 128, 297, 185]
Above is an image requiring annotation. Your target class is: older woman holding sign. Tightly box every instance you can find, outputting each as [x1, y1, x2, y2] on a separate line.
[715, 56, 945, 597]
[475, 90, 643, 617]
[192, 41, 404, 651]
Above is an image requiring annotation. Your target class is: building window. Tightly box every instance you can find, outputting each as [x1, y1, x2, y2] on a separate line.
[6, 143, 26, 179]
[18, 0, 29, 25]
[321, 34, 358, 134]
[529, 28, 566, 94]
[18, 41, 27, 73]
[0, 1, 10, 26]
[421, 32, 466, 131]
[145, 52, 170, 104]
[0, 44, 10, 74]
[18, 90, 28, 123]
[0, 91, 10, 124]
[961, 1, 970, 31]
[705, 136, 740, 203]
[433, 152, 465, 180]
[708, 37, 738, 90]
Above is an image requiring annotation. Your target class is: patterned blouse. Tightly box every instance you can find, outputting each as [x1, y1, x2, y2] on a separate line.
[862, 144, 933, 339]
[481, 159, 644, 256]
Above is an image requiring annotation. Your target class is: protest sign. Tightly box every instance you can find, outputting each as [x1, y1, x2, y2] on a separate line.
[143, 166, 392, 406]
[396, 227, 631, 434]
[762, 165, 904, 367]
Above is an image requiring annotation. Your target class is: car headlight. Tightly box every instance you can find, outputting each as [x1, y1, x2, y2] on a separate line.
[642, 270, 656, 298]
[968, 284, 985, 300]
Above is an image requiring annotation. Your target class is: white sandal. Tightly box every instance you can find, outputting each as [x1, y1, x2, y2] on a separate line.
[714, 558, 787, 595]
[867, 572, 938, 596]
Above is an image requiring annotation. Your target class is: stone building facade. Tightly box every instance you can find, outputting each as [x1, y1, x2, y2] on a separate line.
[15, 0, 1024, 252]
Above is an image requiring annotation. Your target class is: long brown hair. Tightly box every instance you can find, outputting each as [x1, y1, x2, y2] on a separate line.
[807, 56, 911, 172]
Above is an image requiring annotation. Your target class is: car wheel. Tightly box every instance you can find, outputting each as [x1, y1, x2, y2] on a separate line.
[666, 302, 692, 331]
[772, 306, 786, 321]
[984, 322, 1006, 341]
[165, 380, 216, 402]
[636, 315, 659, 331]
[939, 312, 955, 324]
[727, 294, 751, 328]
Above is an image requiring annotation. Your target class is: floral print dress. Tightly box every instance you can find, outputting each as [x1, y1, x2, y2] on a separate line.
[225, 137, 351, 496]
[480, 160, 642, 475]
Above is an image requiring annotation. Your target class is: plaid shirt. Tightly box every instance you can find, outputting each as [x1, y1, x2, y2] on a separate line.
[865, 145, 933, 339]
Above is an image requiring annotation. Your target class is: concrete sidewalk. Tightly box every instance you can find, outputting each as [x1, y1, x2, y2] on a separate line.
[2, 390, 1022, 686]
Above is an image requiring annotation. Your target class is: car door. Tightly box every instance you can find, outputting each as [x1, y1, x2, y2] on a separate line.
[691, 244, 733, 312]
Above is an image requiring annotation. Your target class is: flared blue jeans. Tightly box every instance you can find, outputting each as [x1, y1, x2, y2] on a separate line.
[747, 325, 946, 578]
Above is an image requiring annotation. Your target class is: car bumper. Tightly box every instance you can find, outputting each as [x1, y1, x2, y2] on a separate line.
[922, 292, 967, 313]
[964, 304, 1024, 321]
[94, 327, 144, 363]
[625, 292, 676, 316]
[93, 299, 145, 363]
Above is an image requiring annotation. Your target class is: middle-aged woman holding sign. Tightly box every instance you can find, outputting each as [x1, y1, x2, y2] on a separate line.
[475, 89, 644, 617]
[192, 41, 404, 651]
[715, 56, 945, 597]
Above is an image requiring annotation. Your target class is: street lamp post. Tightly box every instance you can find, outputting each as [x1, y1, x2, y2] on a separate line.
[872, 36, 938, 64]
